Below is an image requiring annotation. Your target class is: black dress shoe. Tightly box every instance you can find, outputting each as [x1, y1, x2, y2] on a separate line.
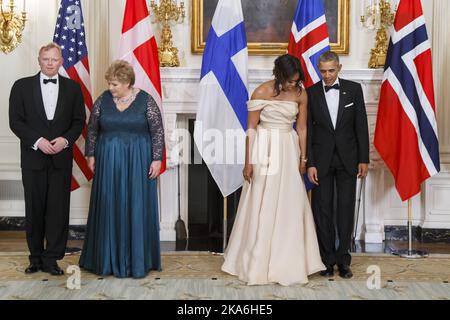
[25, 264, 42, 274]
[42, 264, 64, 276]
[338, 265, 353, 279]
[320, 265, 334, 277]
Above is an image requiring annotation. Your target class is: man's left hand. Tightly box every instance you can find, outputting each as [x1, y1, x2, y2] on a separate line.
[50, 137, 68, 154]
[358, 163, 369, 178]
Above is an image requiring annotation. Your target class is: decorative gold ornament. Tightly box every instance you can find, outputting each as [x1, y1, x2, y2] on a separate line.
[149, 0, 185, 67]
[0, 0, 27, 54]
[360, 0, 395, 69]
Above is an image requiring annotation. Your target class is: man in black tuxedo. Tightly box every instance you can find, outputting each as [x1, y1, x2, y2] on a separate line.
[306, 51, 369, 279]
[9, 43, 85, 275]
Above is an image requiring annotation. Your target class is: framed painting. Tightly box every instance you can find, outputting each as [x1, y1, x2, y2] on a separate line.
[191, 0, 350, 55]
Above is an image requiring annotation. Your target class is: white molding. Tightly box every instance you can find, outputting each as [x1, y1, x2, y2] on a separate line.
[0, 137, 21, 180]
[0, 200, 24, 217]
[423, 171, 450, 229]
[159, 68, 385, 83]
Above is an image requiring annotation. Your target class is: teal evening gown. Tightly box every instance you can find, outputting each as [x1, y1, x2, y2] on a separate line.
[79, 89, 164, 278]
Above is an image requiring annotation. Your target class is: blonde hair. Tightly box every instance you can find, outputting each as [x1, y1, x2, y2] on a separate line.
[39, 43, 62, 57]
[105, 60, 135, 86]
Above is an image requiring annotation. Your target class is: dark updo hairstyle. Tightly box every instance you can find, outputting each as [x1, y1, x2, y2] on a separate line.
[273, 54, 305, 96]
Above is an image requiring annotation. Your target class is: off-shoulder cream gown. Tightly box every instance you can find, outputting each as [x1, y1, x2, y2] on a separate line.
[221, 99, 325, 286]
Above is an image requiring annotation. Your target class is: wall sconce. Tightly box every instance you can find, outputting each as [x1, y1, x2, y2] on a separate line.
[360, 0, 395, 68]
[0, 0, 27, 54]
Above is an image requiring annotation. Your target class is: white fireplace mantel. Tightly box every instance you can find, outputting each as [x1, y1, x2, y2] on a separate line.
[158, 67, 388, 242]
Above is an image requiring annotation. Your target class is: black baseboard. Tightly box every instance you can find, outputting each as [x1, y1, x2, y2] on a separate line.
[68, 225, 86, 240]
[2, 218, 450, 243]
[385, 225, 450, 243]
[0, 217, 25, 230]
[0, 217, 86, 240]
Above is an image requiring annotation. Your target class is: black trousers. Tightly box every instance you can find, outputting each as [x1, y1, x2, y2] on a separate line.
[21, 159, 72, 267]
[311, 152, 357, 267]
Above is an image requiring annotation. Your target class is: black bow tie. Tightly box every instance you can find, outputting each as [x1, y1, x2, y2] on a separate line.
[43, 78, 57, 85]
[325, 83, 340, 92]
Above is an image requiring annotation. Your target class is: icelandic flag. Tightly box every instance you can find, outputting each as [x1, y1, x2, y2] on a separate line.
[193, 0, 248, 197]
[288, 0, 330, 88]
[288, 0, 330, 191]
[374, 0, 440, 201]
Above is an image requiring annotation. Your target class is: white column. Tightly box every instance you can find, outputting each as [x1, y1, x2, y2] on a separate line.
[158, 113, 179, 241]
[433, 0, 450, 164]
[362, 169, 385, 243]
[418, 0, 450, 232]
[158, 167, 178, 241]
[82, 0, 110, 98]
[358, 76, 385, 243]
[68, 1, 111, 225]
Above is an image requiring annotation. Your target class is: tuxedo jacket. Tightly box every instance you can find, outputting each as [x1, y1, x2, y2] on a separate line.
[306, 78, 369, 177]
[9, 73, 85, 170]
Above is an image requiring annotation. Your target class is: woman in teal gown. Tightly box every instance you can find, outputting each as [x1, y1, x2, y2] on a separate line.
[79, 60, 165, 278]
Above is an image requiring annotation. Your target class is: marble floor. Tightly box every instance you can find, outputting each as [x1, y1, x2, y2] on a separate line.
[1, 251, 450, 300]
[1, 231, 449, 300]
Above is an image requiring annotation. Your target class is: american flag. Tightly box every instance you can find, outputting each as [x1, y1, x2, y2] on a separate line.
[287, 0, 330, 89]
[374, 0, 440, 201]
[53, 0, 94, 191]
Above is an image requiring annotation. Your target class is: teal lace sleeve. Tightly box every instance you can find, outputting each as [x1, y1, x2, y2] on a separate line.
[85, 95, 103, 157]
[146, 94, 165, 161]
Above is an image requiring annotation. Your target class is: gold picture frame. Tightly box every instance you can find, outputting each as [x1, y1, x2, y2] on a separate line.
[192, 0, 350, 55]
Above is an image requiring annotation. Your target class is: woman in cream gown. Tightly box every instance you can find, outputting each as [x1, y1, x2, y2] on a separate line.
[221, 54, 325, 286]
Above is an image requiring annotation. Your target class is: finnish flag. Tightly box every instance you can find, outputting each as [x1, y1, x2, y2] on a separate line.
[193, 0, 248, 197]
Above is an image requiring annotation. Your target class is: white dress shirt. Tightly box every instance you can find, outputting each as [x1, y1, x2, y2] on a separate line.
[323, 78, 340, 129]
[32, 73, 67, 150]
[40, 73, 59, 120]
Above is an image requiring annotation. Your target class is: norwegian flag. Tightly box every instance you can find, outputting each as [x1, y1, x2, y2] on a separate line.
[374, 0, 440, 201]
[53, 0, 94, 191]
[287, 0, 330, 88]
[118, 0, 166, 174]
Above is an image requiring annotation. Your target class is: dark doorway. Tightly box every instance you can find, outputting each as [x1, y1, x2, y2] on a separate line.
[185, 119, 242, 252]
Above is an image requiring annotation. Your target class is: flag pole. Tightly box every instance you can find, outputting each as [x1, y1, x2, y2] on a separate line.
[392, 198, 428, 258]
[223, 196, 228, 253]
[352, 177, 365, 250]
[408, 199, 413, 254]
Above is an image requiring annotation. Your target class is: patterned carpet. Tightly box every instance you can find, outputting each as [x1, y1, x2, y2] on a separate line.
[0, 252, 449, 299]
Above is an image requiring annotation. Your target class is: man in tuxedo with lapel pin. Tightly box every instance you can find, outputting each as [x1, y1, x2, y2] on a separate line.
[306, 51, 369, 279]
[9, 43, 85, 275]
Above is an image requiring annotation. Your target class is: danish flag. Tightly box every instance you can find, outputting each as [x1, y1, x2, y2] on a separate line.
[374, 0, 440, 201]
[118, 0, 166, 174]
[287, 0, 330, 88]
